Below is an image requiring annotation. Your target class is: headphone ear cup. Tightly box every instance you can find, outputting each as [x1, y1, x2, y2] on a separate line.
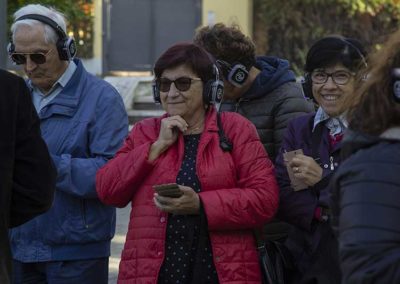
[227, 64, 248, 87]
[152, 83, 161, 104]
[57, 37, 77, 61]
[7, 42, 15, 54]
[392, 68, 400, 103]
[203, 79, 224, 105]
[302, 73, 314, 102]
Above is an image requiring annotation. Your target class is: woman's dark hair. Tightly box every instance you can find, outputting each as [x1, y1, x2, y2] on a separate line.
[154, 42, 215, 83]
[305, 36, 367, 73]
[346, 29, 400, 135]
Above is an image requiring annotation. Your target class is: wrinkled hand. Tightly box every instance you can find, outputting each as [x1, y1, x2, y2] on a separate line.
[149, 115, 188, 161]
[288, 154, 323, 186]
[153, 185, 200, 215]
[157, 115, 188, 147]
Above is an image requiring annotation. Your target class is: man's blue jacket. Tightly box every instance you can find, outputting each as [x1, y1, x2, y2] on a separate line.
[10, 59, 128, 261]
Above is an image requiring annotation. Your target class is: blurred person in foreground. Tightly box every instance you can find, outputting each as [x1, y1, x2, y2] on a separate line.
[194, 23, 314, 163]
[96, 42, 279, 283]
[0, 69, 56, 284]
[275, 36, 368, 283]
[330, 29, 400, 283]
[8, 4, 128, 283]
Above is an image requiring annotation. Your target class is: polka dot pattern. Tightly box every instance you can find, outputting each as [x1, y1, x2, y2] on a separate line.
[158, 134, 218, 284]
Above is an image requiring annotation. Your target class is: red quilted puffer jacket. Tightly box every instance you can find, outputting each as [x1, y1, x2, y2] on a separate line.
[96, 107, 279, 283]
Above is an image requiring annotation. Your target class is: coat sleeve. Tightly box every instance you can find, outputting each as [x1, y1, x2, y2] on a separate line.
[275, 119, 317, 231]
[96, 122, 156, 208]
[10, 76, 56, 227]
[332, 152, 400, 284]
[271, 82, 315, 162]
[51, 86, 128, 198]
[200, 115, 279, 231]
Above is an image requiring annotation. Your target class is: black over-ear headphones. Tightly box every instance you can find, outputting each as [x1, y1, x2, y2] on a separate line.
[302, 36, 367, 102]
[391, 68, 400, 103]
[203, 64, 224, 104]
[216, 59, 249, 87]
[153, 64, 224, 105]
[8, 14, 77, 61]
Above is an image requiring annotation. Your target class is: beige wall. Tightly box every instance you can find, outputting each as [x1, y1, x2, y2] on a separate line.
[81, 0, 102, 75]
[202, 0, 253, 37]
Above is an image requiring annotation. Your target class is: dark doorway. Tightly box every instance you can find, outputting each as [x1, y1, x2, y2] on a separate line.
[103, 0, 201, 73]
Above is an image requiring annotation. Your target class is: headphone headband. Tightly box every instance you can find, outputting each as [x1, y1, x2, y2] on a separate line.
[340, 37, 368, 69]
[15, 14, 67, 40]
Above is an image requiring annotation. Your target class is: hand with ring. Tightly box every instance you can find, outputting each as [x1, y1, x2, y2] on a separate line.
[289, 154, 323, 186]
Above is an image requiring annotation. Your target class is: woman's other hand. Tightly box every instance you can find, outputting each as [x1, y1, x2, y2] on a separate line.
[289, 154, 323, 186]
[153, 185, 200, 215]
[149, 115, 188, 161]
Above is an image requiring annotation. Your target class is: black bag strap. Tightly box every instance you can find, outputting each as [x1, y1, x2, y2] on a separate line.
[254, 229, 278, 284]
[216, 111, 233, 152]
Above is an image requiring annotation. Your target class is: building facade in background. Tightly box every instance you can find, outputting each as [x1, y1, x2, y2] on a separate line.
[1, 0, 253, 75]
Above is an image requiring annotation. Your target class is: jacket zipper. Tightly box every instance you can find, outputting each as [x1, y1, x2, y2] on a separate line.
[234, 98, 249, 112]
[330, 156, 334, 170]
[81, 200, 89, 229]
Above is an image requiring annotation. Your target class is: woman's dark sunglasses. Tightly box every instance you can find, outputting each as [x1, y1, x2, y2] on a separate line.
[157, 77, 202, 92]
[10, 49, 53, 65]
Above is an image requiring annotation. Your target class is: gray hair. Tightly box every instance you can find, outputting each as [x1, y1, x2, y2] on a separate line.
[11, 4, 67, 45]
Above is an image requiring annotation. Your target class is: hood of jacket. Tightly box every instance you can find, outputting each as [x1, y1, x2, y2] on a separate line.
[243, 56, 297, 99]
[341, 127, 400, 160]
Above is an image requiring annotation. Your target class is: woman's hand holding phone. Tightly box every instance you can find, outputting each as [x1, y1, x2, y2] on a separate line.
[153, 183, 200, 215]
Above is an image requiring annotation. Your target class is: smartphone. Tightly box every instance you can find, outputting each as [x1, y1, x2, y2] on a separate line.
[153, 183, 183, 198]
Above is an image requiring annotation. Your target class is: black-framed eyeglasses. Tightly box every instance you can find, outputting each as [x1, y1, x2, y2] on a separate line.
[157, 77, 202, 92]
[10, 49, 53, 65]
[311, 70, 355, 85]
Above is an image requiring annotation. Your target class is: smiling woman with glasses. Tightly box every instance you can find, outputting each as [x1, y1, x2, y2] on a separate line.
[96, 42, 279, 284]
[274, 36, 368, 284]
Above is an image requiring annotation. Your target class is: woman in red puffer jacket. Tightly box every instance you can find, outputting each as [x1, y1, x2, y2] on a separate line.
[96, 43, 279, 284]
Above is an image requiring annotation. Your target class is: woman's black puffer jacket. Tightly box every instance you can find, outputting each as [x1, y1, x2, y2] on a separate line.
[330, 129, 400, 284]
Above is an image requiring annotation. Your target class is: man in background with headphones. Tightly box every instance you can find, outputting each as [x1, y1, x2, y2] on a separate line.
[194, 23, 314, 163]
[194, 23, 314, 250]
[8, 4, 128, 283]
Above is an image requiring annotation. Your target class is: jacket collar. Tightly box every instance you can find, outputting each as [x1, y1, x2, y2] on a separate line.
[341, 127, 400, 159]
[160, 106, 219, 133]
[380, 127, 400, 141]
[39, 58, 85, 119]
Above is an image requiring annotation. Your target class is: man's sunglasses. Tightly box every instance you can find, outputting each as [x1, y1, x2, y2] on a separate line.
[156, 77, 202, 92]
[10, 49, 53, 65]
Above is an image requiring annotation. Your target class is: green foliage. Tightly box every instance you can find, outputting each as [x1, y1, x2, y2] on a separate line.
[254, 0, 400, 75]
[8, 0, 93, 58]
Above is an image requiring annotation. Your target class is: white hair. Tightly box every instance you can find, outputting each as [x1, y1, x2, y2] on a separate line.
[11, 4, 67, 45]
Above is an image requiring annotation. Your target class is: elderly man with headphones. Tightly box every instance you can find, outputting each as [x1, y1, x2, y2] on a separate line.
[8, 4, 128, 283]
